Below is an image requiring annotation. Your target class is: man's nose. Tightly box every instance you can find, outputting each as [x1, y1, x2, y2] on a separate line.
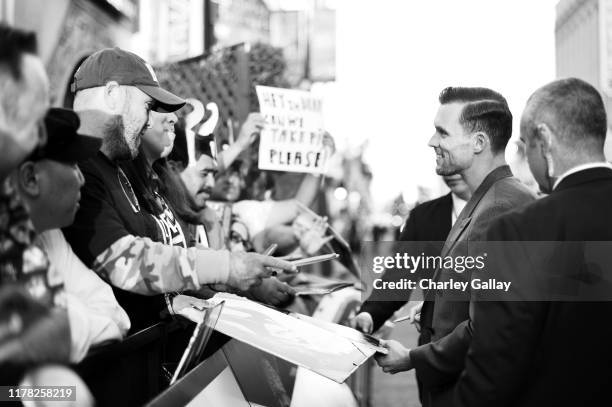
[168, 112, 178, 125]
[205, 173, 215, 188]
[75, 165, 85, 187]
[428, 133, 439, 148]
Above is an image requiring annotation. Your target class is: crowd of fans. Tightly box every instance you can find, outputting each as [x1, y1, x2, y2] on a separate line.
[8, 16, 611, 407]
[0, 24, 338, 403]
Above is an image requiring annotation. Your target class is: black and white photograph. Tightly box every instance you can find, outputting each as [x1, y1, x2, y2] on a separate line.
[1, 0, 611, 406]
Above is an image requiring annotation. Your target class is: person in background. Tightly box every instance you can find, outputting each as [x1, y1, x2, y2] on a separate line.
[210, 159, 246, 203]
[120, 110, 215, 317]
[0, 26, 49, 180]
[209, 133, 336, 256]
[351, 174, 470, 335]
[449, 78, 612, 407]
[158, 115, 296, 307]
[373, 86, 535, 407]
[14, 108, 130, 362]
[350, 173, 470, 405]
[63, 47, 295, 332]
[0, 23, 72, 386]
[171, 113, 265, 248]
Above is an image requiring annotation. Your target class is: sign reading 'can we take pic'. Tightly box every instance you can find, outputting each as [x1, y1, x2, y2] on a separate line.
[256, 86, 328, 174]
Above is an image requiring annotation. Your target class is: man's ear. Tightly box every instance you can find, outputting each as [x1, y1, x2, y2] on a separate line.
[535, 123, 554, 157]
[103, 81, 123, 113]
[473, 131, 489, 154]
[17, 162, 40, 197]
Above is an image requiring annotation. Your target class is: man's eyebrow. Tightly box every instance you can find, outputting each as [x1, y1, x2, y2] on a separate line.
[435, 125, 448, 135]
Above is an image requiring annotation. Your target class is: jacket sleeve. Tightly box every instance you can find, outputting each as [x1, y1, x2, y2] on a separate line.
[452, 215, 547, 407]
[93, 234, 230, 296]
[410, 318, 472, 389]
[411, 188, 537, 390]
[36, 230, 131, 362]
[64, 161, 231, 296]
[358, 211, 418, 331]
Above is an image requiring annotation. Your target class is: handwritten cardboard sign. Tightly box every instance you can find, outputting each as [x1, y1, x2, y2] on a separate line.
[256, 86, 328, 174]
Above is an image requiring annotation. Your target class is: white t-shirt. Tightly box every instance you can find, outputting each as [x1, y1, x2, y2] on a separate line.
[36, 229, 131, 362]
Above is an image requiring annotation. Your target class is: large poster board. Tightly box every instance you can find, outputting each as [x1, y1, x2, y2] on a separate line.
[256, 86, 328, 174]
[206, 293, 380, 383]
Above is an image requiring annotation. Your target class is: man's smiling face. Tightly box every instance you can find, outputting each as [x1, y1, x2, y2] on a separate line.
[428, 102, 475, 176]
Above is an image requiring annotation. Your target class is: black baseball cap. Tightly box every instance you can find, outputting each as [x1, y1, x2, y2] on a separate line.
[26, 108, 101, 163]
[70, 47, 185, 113]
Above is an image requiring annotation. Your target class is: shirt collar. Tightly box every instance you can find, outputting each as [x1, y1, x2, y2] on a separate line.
[450, 193, 467, 225]
[553, 162, 612, 191]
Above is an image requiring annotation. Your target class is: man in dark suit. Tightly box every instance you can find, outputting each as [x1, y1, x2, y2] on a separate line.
[351, 174, 470, 334]
[448, 78, 612, 406]
[374, 87, 535, 406]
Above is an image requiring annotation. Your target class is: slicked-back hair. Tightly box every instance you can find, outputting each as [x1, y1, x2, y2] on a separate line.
[0, 24, 37, 80]
[527, 78, 607, 147]
[439, 87, 513, 153]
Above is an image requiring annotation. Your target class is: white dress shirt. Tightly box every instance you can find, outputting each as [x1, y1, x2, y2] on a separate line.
[451, 193, 468, 226]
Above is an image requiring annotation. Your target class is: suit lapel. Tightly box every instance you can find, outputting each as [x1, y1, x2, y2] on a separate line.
[441, 216, 472, 257]
[433, 165, 513, 281]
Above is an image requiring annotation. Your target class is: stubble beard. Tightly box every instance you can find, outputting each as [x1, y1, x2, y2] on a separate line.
[436, 166, 459, 176]
[435, 159, 459, 176]
[102, 115, 134, 162]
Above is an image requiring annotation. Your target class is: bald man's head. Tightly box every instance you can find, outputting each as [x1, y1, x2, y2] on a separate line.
[520, 78, 608, 193]
[521, 78, 607, 153]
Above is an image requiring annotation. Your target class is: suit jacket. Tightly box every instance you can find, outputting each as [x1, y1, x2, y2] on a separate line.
[451, 166, 612, 407]
[359, 192, 453, 331]
[411, 165, 535, 406]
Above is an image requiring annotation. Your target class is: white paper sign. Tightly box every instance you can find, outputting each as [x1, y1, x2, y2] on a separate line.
[207, 293, 375, 383]
[256, 86, 327, 174]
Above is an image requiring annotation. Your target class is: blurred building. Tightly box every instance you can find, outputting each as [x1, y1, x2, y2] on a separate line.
[209, 0, 336, 84]
[556, 0, 612, 158]
[211, 0, 271, 47]
[0, 0, 139, 106]
[0, 0, 334, 103]
[131, 0, 204, 64]
[0, 0, 207, 107]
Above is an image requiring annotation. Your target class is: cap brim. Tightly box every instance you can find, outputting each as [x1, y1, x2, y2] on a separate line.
[138, 85, 186, 113]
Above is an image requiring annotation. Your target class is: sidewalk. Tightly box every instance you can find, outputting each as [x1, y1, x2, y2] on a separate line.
[370, 305, 421, 407]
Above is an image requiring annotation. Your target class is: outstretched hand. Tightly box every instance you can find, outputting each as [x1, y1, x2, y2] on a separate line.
[228, 252, 297, 291]
[374, 339, 413, 374]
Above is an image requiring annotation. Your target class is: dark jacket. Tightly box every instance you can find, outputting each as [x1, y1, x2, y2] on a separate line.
[451, 166, 612, 407]
[359, 192, 453, 331]
[412, 165, 535, 407]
